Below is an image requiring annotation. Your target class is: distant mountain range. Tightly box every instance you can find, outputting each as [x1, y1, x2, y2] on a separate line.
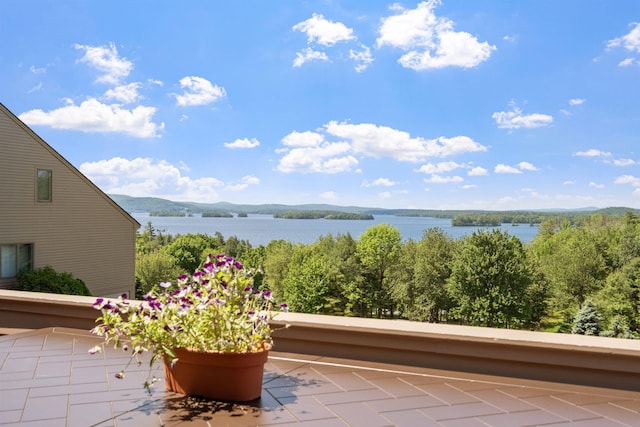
[109, 194, 375, 215]
[108, 194, 639, 218]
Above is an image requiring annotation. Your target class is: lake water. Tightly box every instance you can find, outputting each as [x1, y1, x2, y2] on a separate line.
[132, 213, 540, 246]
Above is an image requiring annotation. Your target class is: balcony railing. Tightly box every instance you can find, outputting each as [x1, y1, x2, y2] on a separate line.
[1, 289, 639, 392]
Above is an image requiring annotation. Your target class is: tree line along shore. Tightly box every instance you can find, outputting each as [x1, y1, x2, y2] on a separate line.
[135, 210, 640, 339]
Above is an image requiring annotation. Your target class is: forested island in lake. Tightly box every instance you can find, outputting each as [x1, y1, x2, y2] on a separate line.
[273, 210, 374, 220]
[202, 211, 233, 218]
[150, 210, 193, 217]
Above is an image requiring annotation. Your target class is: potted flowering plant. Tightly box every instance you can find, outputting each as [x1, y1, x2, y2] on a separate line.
[89, 254, 287, 401]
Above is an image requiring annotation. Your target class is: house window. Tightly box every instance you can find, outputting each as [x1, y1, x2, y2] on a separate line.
[0, 244, 33, 278]
[37, 169, 52, 202]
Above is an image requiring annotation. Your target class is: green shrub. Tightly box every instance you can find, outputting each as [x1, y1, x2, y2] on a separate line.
[16, 266, 91, 296]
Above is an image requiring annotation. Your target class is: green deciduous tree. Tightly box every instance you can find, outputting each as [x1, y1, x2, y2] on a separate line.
[282, 245, 333, 313]
[239, 245, 267, 289]
[448, 230, 531, 327]
[135, 251, 181, 296]
[223, 235, 252, 259]
[161, 233, 221, 273]
[595, 257, 640, 333]
[532, 227, 607, 310]
[524, 254, 551, 329]
[392, 228, 455, 322]
[331, 233, 364, 316]
[262, 240, 295, 301]
[356, 224, 402, 318]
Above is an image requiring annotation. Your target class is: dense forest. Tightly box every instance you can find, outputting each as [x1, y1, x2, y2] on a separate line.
[135, 211, 640, 339]
[449, 208, 639, 227]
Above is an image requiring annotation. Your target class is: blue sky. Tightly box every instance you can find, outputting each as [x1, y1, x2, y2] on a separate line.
[3, 1, 640, 210]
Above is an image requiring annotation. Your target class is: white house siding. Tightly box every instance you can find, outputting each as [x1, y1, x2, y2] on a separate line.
[0, 104, 139, 297]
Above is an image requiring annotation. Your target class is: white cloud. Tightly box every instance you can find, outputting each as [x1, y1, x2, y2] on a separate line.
[362, 177, 397, 187]
[325, 121, 486, 161]
[563, 180, 575, 185]
[103, 82, 142, 103]
[574, 149, 612, 157]
[178, 161, 191, 172]
[79, 157, 224, 202]
[75, 43, 132, 85]
[493, 162, 537, 174]
[293, 13, 355, 46]
[174, 76, 226, 107]
[607, 22, 640, 53]
[568, 98, 585, 106]
[277, 121, 486, 174]
[277, 142, 358, 174]
[226, 175, 260, 191]
[30, 65, 46, 74]
[492, 104, 553, 129]
[589, 182, 605, 189]
[615, 174, 640, 186]
[378, 191, 392, 199]
[224, 138, 260, 149]
[613, 158, 637, 166]
[460, 184, 477, 189]
[424, 174, 463, 184]
[282, 130, 325, 147]
[416, 161, 463, 174]
[607, 23, 640, 67]
[494, 164, 522, 174]
[28, 82, 43, 93]
[616, 175, 640, 196]
[19, 98, 164, 138]
[293, 47, 329, 67]
[518, 161, 539, 171]
[619, 57, 638, 67]
[292, 14, 368, 70]
[376, 0, 495, 70]
[468, 166, 488, 176]
[349, 45, 374, 72]
[321, 155, 361, 174]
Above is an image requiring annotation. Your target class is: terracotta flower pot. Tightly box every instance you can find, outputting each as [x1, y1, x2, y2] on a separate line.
[163, 346, 270, 401]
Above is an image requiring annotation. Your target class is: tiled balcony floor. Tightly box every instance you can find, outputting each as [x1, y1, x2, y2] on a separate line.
[1, 328, 639, 426]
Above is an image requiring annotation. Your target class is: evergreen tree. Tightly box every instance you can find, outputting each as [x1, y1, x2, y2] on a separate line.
[572, 300, 602, 336]
[602, 316, 635, 339]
